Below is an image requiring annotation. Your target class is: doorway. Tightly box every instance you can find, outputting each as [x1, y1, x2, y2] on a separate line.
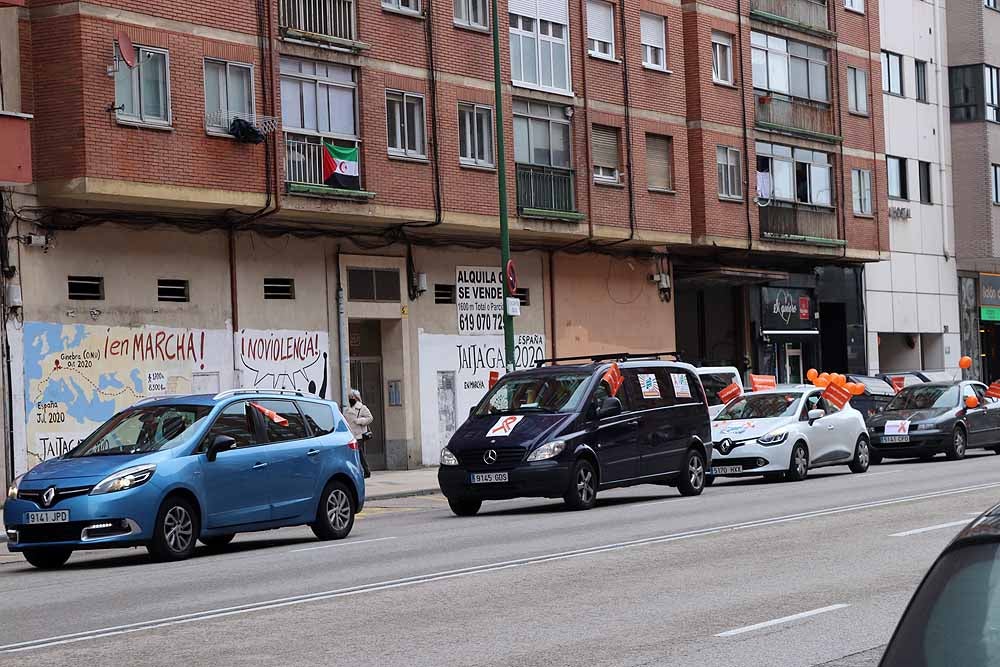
[349, 320, 386, 470]
[784, 342, 803, 384]
[820, 302, 848, 372]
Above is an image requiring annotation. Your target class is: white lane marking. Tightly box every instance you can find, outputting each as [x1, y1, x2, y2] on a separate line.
[864, 470, 903, 477]
[716, 604, 850, 637]
[890, 520, 970, 537]
[289, 537, 397, 553]
[5, 480, 1000, 654]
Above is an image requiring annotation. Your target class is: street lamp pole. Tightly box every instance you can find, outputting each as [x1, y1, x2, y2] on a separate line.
[491, 1, 516, 370]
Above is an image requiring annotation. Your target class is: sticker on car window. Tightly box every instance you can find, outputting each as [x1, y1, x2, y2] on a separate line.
[638, 374, 661, 399]
[487, 415, 523, 437]
[671, 373, 692, 398]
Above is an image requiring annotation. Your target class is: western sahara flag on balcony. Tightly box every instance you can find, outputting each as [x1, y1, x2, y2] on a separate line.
[322, 142, 360, 190]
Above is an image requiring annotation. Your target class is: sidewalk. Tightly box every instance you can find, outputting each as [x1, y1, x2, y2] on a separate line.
[364, 466, 440, 501]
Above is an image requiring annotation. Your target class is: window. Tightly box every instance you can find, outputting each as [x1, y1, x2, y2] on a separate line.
[386, 91, 426, 158]
[847, 66, 868, 114]
[157, 279, 190, 303]
[454, 0, 488, 28]
[918, 160, 932, 204]
[915, 60, 928, 102]
[204, 59, 253, 134]
[264, 278, 296, 300]
[845, 0, 863, 11]
[592, 125, 620, 183]
[645, 133, 673, 191]
[756, 142, 832, 206]
[68, 276, 104, 301]
[887, 156, 908, 200]
[992, 164, 1000, 204]
[458, 103, 494, 167]
[509, 14, 570, 93]
[712, 32, 733, 84]
[514, 287, 531, 306]
[852, 169, 872, 215]
[114, 43, 170, 125]
[200, 401, 258, 450]
[298, 401, 336, 437]
[513, 100, 571, 168]
[434, 283, 456, 304]
[640, 13, 666, 70]
[717, 146, 742, 199]
[987, 66, 1000, 122]
[252, 400, 309, 443]
[882, 51, 903, 95]
[382, 0, 420, 14]
[280, 57, 358, 139]
[587, 0, 615, 58]
[347, 267, 401, 302]
[751, 32, 828, 102]
[988, 0, 998, 8]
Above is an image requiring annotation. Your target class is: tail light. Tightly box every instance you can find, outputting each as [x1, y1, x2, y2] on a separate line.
[348, 440, 359, 450]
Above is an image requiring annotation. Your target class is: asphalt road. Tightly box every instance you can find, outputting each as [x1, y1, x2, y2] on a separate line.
[4, 453, 1000, 667]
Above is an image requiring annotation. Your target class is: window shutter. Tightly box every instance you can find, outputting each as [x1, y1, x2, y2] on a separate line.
[640, 13, 664, 48]
[646, 135, 672, 190]
[536, 0, 568, 24]
[509, 0, 536, 18]
[587, 0, 614, 43]
[592, 125, 619, 169]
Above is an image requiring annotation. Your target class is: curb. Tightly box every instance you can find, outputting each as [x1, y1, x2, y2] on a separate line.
[365, 487, 441, 502]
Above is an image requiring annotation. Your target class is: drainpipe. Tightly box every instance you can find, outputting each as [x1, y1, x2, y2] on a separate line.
[228, 227, 240, 386]
[336, 249, 350, 405]
[932, 0, 950, 260]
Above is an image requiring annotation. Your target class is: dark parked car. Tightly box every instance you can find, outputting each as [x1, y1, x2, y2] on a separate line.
[867, 381, 1000, 463]
[881, 503, 1000, 666]
[846, 375, 897, 420]
[437, 354, 713, 515]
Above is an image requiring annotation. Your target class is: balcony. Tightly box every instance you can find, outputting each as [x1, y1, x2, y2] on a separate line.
[754, 92, 837, 142]
[759, 202, 842, 245]
[0, 112, 31, 184]
[284, 132, 373, 200]
[515, 164, 582, 220]
[750, 0, 830, 33]
[279, 0, 357, 45]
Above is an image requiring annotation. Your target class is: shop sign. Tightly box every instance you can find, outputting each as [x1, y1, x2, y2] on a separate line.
[980, 273, 1000, 308]
[457, 266, 505, 335]
[982, 307, 1000, 322]
[761, 287, 817, 331]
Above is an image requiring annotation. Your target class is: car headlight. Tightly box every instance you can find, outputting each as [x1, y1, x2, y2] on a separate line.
[757, 430, 789, 446]
[7, 474, 24, 500]
[527, 440, 566, 462]
[916, 423, 937, 431]
[440, 448, 459, 466]
[90, 464, 157, 495]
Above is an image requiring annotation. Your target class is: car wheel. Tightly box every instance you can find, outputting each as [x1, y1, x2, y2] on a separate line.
[22, 548, 72, 570]
[786, 443, 809, 482]
[200, 534, 235, 550]
[870, 450, 883, 465]
[447, 497, 483, 517]
[849, 436, 870, 474]
[704, 473, 716, 487]
[993, 446, 1000, 455]
[311, 480, 355, 540]
[148, 496, 199, 562]
[946, 427, 967, 461]
[564, 458, 598, 510]
[678, 449, 706, 496]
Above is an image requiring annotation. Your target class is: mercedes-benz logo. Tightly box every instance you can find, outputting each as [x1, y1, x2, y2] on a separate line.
[41, 486, 56, 508]
[717, 439, 734, 456]
[483, 449, 498, 465]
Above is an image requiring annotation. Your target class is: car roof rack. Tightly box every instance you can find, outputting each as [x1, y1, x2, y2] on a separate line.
[212, 388, 307, 401]
[534, 351, 682, 368]
[133, 394, 185, 405]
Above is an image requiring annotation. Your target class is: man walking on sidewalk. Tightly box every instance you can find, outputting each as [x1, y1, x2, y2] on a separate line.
[345, 388, 373, 478]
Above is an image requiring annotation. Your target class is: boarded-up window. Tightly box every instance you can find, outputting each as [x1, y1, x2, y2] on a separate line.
[646, 134, 673, 190]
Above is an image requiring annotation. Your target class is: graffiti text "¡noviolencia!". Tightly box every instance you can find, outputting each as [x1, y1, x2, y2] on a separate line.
[242, 333, 321, 362]
[104, 331, 206, 362]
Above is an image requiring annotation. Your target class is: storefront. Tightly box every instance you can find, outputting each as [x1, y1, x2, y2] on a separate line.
[978, 273, 1000, 382]
[755, 285, 820, 384]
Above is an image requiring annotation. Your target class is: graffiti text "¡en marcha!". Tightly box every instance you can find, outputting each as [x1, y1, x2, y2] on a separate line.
[104, 331, 207, 362]
[241, 333, 321, 362]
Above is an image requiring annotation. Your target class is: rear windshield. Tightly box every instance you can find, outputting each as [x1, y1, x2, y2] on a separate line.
[852, 376, 896, 396]
[474, 372, 592, 416]
[887, 385, 959, 411]
[716, 393, 801, 420]
[699, 372, 739, 406]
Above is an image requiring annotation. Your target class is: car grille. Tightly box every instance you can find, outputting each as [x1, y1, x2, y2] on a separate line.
[18, 486, 93, 506]
[456, 448, 526, 469]
[12, 522, 89, 543]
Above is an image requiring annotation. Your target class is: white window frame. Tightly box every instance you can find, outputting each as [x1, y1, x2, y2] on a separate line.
[992, 164, 1000, 204]
[988, 0, 998, 10]
[712, 31, 733, 84]
[751, 32, 828, 103]
[847, 66, 868, 115]
[757, 142, 832, 207]
[881, 51, 903, 96]
[458, 102, 495, 168]
[509, 14, 571, 94]
[586, 0, 615, 59]
[454, 0, 488, 29]
[279, 57, 359, 141]
[204, 59, 255, 136]
[512, 100, 572, 169]
[114, 43, 171, 126]
[640, 12, 667, 71]
[717, 146, 742, 199]
[987, 65, 1000, 123]
[852, 168, 872, 215]
[887, 156, 908, 200]
[845, 0, 863, 12]
[386, 90, 427, 159]
[382, 0, 421, 15]
[591, 125, 620, 183]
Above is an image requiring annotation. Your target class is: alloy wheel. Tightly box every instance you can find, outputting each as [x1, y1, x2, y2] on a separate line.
[858, 440, 870, 468]
[795, 447, 808, 478]
[326, 488, 352, 532]
[163, 505, 194, 554]
[689, 454, 705, 490]
[955, 431, 966, 457]
[577, 468, 595, 504]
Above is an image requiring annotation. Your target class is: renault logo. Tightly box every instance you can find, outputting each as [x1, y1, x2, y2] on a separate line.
[717, 439, 734, 456]
[483, 449, 498, 465]
[41, 486, 57, 508]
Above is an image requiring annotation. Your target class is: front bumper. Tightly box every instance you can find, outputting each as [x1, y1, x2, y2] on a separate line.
[709, 440, 790, 476]
[869, 431, 948, 458]
[438, 460, 572, 500]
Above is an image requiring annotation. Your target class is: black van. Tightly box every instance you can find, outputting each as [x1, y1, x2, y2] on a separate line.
[437, 354, 713, 516]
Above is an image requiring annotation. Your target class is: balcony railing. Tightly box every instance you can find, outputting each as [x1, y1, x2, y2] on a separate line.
[751, 0, 829, 31]
[516, 164, 576, 213]
[755, 92, 835, 139]
[759, 202, 839, 243]
[280, 0, 356, 42]
[284, 132, 362, 189]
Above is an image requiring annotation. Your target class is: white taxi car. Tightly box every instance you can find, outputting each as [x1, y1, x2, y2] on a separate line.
[708, 385, 870, 483]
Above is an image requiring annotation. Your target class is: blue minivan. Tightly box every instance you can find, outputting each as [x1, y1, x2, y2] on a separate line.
[5, 390, 364, 568]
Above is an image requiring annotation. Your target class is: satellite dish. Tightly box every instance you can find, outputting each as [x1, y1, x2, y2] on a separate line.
[116, 31, 137, 69]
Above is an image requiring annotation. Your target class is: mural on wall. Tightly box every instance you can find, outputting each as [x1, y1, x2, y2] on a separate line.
[235, 329, 330, 397]
[22, 323, 232, 468]
[418, 332, 545, 465]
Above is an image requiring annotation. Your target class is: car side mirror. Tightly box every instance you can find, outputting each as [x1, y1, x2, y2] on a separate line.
[206, 435, 236, 462]
[596, 396, 623, 420]
[807, 409, 824, 424]
[966, 396, 980, 409]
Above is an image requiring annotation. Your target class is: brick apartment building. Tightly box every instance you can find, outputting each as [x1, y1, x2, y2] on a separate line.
[0, 0, 886, 480]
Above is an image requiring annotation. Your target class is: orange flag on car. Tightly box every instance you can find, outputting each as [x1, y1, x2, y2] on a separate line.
[250, 402, 289, 427]
[602, 363, 624, 397]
